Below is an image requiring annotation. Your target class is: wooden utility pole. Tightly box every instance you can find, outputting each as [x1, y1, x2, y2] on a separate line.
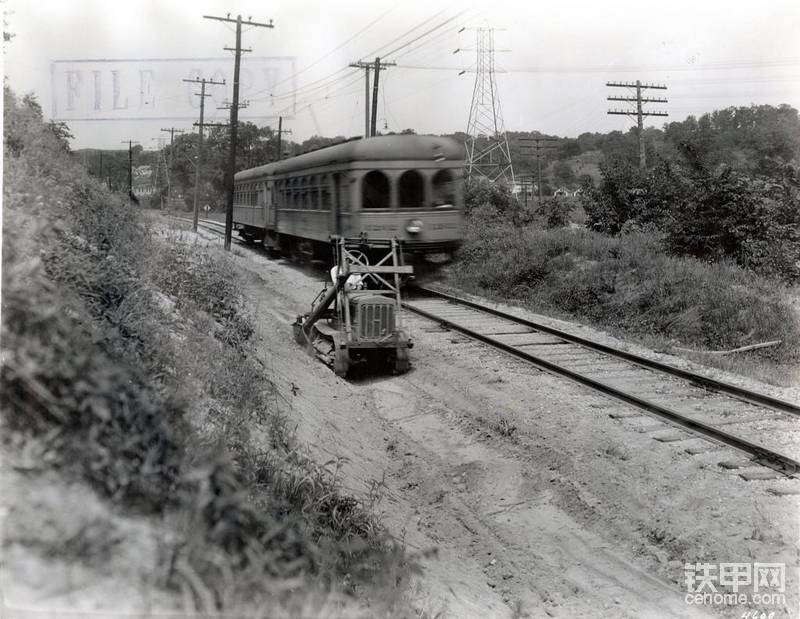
[370, 57, 394, 137]
[607, 81, 668, 169]
[183, 77, 225, 232]
[160, 127, 185, 202]
[204, 13, 274, 251]
[520, 137, 557, 208]
[349, 61, 371, 138]
[276, 116, 292, 160]
[277, 116, 283, 160]
[120, 140, 140, 203]
[349, 57, 394, 137]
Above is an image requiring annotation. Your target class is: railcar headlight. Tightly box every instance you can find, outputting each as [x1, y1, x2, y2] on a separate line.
[406, 219, 423, 234]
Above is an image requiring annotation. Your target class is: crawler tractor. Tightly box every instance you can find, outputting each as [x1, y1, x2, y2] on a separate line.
[293, 237, 413, 377]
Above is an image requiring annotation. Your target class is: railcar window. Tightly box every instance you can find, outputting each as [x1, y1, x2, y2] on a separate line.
[290, 179, 298, 208]
[362, 170, 390, 209]
[320, 175, 331, 211]
[432, 169, 456, 206]
[309, 175, 318, 210]
[339, 175, 349, 211]
[398, 170, 425, 208]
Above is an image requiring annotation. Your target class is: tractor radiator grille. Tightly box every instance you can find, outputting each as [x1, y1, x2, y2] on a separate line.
[358, 302, 395, 339]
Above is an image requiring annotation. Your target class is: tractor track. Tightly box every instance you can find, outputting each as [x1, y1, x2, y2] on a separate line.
[403, 286, 800, 477]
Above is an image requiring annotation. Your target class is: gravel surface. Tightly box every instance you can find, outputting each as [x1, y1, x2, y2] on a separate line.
[197, 229, 800, 618]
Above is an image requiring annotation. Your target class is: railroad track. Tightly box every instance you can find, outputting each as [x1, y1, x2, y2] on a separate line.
[171, 215, 238, 242]
[404, 286, 800, 477]
[173, 216, 800, 476]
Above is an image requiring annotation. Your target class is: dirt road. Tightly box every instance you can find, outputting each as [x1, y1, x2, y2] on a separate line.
[233, 243, 799, 618]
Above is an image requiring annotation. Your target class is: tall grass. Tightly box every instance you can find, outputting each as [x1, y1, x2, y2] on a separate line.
[453, 207, 800, 372]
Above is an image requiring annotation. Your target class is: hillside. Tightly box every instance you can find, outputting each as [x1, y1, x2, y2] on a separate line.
[1, 87, 409, 616]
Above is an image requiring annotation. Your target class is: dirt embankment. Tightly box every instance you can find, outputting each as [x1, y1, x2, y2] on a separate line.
[230, 243, 799, 619]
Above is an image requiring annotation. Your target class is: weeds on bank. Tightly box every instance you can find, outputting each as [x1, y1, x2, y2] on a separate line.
[2, 87, 407, 614]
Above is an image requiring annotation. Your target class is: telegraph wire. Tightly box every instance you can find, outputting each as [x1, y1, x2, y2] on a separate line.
[380, 11, 466, 59]
[274, 8, 465, 103]
[259, 9, 467, 113]
[247, 7, 453, 105]
[245, 3, 400, 100]
[362, 7, 450, 60]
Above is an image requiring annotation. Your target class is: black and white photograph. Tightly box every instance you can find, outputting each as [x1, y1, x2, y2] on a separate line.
[2, 0, 799, 617]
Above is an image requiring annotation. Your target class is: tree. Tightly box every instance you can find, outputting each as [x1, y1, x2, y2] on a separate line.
[299, 134, 346, 153]
[47, 121, 73, 152]
[663, 104, 800, 175]
[661, 164, 800, 280]
[580, 159, 649, 234]
[552, 160, 576, 188]
[558, 138, 581, 159]
[464, 177, 517, 215]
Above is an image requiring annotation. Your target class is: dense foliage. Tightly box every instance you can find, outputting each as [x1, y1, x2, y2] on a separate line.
[453, 210, 800, 364]
[581, 142, 800, 281]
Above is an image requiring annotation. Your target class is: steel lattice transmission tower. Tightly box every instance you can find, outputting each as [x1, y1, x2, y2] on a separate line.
[464, 27, 514, 184]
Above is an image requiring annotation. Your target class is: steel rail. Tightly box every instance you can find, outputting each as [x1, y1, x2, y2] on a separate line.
[403, 292, 800, 475]
[413, 287, 800, 416]
[170, 223, 799, 473]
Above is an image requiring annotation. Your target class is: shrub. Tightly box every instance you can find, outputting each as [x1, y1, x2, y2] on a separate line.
[539, 197, 572, 229]
[661, 166, 800, 282]
[464, 176, 518, 216]
[152, 245, 254, 348]
[453, 218, 800, 359]
[582, 148, 800, 282]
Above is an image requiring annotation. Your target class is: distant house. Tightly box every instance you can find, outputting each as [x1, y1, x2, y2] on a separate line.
[511, 182, 536, 197]
[132, 165, 155, 197]
[553, 186, 570, 197]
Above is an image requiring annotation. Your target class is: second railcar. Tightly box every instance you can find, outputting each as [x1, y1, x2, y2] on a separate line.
[232, 134, 464, 261]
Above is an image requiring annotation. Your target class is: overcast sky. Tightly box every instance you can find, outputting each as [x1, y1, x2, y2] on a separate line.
[4, 0, 799, 150]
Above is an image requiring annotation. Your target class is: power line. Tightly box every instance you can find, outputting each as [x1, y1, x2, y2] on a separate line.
[246, 8, 449, 107]
[520, 137, 558, 207]
[252, 8, 462, 108]
[392, 25, 456, 62]
[204, 13, 274, 251]
[365, 7, 451, 60]
[349, 58, 395, 137]
[159, 127, 185, 204]
[183, 77, 226, 232]
[607, 80, 668, 169]
[381, 11, 466, 59]
[276, 116, 292, 161]
[120, 140, 140, 202]
[255, 3, 401, 96]
[384, 58, 800, 74]
[273, 72, 364, 119]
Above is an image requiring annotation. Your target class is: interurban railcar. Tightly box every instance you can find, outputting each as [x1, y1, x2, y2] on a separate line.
[232, 134, 464, 262]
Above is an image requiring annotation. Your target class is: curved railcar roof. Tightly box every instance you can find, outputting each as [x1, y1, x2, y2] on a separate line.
[235, 134, 464, 182]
